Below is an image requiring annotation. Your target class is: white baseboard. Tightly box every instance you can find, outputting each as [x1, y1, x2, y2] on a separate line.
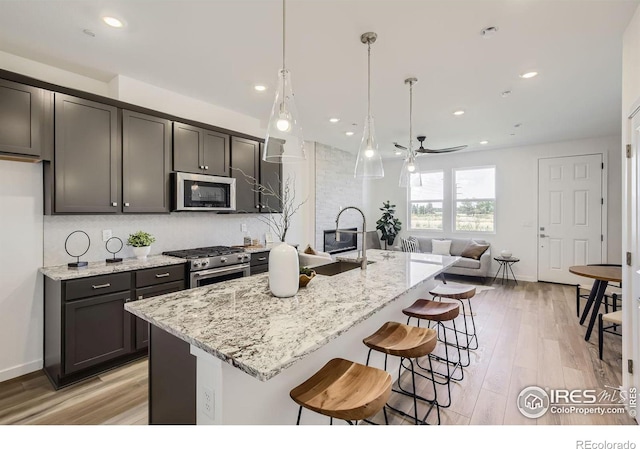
[0, 359, 43, 383]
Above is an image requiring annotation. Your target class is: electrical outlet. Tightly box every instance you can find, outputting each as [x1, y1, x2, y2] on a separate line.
[203, 388, 214, 419]
[102, 230, 112, 242]
[241, 223, 247, 233]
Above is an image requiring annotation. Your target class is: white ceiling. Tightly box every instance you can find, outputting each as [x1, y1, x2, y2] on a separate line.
[0, 0, 637, 157]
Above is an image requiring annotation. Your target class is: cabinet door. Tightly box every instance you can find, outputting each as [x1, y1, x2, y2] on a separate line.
[133, 280, 185, 351]
[259, 142, 283, 213]
[64, 291, 132, 374]
[202, 129, 230, 176]
[122, 110, 172, 213]
[0, 78, 44, 158]
[173, 122, 202, 174]
[231, 136, 260, 213]
[54, 93, 120, 213]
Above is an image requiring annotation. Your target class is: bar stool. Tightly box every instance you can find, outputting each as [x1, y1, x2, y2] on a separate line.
[402, 299, 463, 408]
[363, 321, 440, 425]
[429, 284, 478, 366]
[289, 358, 392, 425]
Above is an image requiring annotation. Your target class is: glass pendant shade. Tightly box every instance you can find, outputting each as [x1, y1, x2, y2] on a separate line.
[354, 115, 384, 178]
[264, 69, 305, 162]
[399, 153, 422, 187]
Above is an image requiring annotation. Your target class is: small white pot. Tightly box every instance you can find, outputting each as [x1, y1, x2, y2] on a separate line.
[132, 246, 151, 260]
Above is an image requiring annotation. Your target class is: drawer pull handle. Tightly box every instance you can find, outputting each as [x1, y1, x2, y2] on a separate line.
[92, 283, 111, 289]
[257, 257, 267, 261]
[138, 295, 143, 300]
[125, 298, 131, 303]
[155, 273, 170, 278]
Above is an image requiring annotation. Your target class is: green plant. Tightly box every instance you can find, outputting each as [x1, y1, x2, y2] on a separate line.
[299, 266, 314, 276]
[126, 231, 156, 247]
[375, 201, 402, 249]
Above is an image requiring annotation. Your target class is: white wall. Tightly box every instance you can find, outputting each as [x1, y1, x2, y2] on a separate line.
[0, 160, 43, 382]
[365, 135, 622, 282]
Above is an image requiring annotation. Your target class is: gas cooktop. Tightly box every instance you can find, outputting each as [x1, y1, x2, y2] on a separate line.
[163, 246, 244, 259]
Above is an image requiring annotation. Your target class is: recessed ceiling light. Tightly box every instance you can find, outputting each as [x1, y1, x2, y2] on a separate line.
[345, 131, 355, 136]
[453, 110, 465, 116]
[480, 140, 489, 145]
[519, 71, 538, 79]
[329, 118, 340, 123]
[102, 16, 124, 28]
[253, 84, 267, 92]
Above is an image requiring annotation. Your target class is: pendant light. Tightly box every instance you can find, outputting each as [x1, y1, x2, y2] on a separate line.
[399, 77, 422, 188]
[354, 32, 384, 179]
[263, 0, 305, 162]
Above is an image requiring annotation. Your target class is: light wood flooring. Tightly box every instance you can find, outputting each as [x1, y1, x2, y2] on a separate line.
[0, 280, 635, 425]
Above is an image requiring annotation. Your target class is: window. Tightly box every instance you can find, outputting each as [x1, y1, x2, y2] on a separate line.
[409, 171, 444, 230]
[454, 167, 495, 232]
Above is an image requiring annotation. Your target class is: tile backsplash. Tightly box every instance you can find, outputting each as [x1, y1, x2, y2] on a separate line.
[43, 213, 271, 266]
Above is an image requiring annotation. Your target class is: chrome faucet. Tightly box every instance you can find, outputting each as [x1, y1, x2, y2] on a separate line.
[335, 206, 368, 270]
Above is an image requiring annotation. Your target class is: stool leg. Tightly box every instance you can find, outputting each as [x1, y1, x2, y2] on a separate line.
[598, 313, 603, 360]
[296, 406, 303, 425]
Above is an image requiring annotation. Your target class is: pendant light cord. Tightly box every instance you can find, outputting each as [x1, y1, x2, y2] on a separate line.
[367, 40, 371, 122]
[282, 0, 286, 72]
[409, 80, 413, 156]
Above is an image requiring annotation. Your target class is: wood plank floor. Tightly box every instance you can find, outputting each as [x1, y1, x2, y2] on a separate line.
[0, 280, 635, 425]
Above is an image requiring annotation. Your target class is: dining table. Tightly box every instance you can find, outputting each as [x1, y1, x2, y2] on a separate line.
[569, 265, 622, 342]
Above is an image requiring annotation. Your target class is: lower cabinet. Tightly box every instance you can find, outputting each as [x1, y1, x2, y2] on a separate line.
[250, 250, 270, 275]
[44, 264, 186, 389]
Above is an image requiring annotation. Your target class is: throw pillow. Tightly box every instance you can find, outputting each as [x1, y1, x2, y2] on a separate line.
[400, 236, 419, 253]
[303, 244, 317, 255]
[460, 241, 490, 260]
[432, 239, 452, 256]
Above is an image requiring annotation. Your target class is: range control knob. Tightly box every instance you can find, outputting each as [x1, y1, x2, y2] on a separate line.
[193, 261, 201, 268]
[220, 257, 228, 263]
[202, 259, 210, 266]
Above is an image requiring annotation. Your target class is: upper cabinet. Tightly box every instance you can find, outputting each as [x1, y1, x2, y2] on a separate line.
[173, 122, 229, 177]
[0, 78, 48, 159]
[53, 93, 120, 214]
[259, 142, 283, 214]
[122, 110, 172, 213]
[230, 136, 260, 213]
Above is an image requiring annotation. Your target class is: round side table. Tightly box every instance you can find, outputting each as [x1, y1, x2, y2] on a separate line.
[492, 256, 520, 285]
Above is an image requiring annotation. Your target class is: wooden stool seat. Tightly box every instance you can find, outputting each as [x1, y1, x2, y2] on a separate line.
[289, 358, 392, 422]
[429, 284, 476, 300]
[363, 322, 437, 359]
[403, 299, 460, 321]
[602, 310, 623, 325]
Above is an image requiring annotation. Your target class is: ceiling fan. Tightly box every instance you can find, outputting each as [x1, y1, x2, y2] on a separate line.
[394, 136, 468, 154]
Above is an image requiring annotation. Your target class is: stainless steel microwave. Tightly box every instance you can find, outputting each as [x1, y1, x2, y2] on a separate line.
[173, 172, 236, 211]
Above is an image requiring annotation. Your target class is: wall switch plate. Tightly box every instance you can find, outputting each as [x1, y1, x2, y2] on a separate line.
[102, 230, 112, 242]
[203, 388, 214, 419]
[241, 223, 247, 233]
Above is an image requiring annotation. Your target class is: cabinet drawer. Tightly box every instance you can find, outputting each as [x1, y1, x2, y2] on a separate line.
[250, 251, 270, 267]
[136, 265, 185, 288]
[65, 272, 131, 301]
[250, 264, 269, 276]
[134, 280, 185, 301]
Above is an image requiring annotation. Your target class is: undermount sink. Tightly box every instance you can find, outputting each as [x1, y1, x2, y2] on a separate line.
[311, 260, 375, 276]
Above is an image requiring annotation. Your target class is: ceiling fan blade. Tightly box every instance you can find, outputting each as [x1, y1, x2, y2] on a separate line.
[416, 145, 468, 154]
[393, 142, 408, 150]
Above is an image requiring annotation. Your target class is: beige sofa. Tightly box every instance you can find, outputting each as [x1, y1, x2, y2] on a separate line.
[404, 236, 492, 280]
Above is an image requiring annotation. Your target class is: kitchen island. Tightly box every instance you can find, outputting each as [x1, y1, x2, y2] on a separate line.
[125, 249, 458, 424]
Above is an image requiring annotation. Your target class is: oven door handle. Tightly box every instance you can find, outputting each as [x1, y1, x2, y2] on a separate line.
[193, 264, 250, 277]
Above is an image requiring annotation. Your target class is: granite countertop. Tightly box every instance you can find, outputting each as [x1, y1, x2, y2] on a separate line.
[125, 249, 458, 382]
[40, 255, 188, 281]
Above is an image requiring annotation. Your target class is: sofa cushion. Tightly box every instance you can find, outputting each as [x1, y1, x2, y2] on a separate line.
[432, 239, 452, 255]
[460, 241, 490, 260]
[303, 244, 317, 255]
[400, 236, 419, 252]
[454, 257, 481, 269]
[449, 238, 471, 256]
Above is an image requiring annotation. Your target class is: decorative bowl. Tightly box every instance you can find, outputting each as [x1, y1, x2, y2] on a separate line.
[299, 271, 316, 288]
[500, 250, 512, 258]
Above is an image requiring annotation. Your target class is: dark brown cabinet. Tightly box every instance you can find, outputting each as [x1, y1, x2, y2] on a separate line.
[250, 250, 270, 275]
[122, 110, 172, 213]
[173, 122, 230, 176]
[44, 263, 186, 389]
[0, 78, 47, 159]
[52, 93, 120, 213]
[259, 142, 283, 213]
[231, 136, 260, 212]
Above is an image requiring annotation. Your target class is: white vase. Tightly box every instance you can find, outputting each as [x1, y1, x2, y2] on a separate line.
[268, 242, 299, 298]
[133, 246, 151, 260]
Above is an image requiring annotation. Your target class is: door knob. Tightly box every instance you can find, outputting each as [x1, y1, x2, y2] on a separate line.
[204, 165, 209, 170]
[124, 202, 130, 207]
[111, 202, 117, 207]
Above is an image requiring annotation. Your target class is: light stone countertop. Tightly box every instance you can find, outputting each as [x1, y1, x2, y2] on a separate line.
[39, 255, 187, 281]
[125, 249, 458, 381]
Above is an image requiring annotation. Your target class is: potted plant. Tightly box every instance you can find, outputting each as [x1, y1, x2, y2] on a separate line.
[127, 231, 156, 260]
[299, 266, 316, 288]
[375, 201, 402, 250]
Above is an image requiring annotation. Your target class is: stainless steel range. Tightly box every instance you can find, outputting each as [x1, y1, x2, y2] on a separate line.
[163, 246, 251, 289]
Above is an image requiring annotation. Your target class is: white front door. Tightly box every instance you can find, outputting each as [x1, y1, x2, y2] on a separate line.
[538, 154, 604, 284]
[624, 107, 640, 419]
